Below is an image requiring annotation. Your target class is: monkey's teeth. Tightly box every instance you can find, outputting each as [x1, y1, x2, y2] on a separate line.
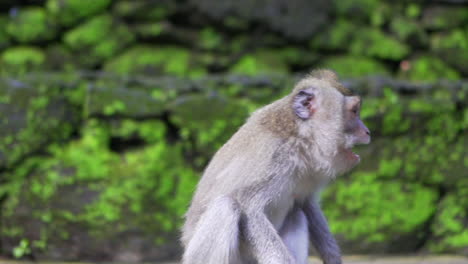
[352, 152, 361, 162]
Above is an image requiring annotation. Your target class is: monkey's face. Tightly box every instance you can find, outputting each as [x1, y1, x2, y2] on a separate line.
[341, 95, 371, 166]
[292, 83, 370, 172]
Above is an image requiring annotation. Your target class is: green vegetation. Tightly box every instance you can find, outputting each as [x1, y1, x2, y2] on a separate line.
[321, 56, 389, 78]
[46, 0, 111, 26]
[1, 46, 45, 72]
[400, 56, 460, 81]
[6, 7, 55, 43]
[64, 14, 134, 66]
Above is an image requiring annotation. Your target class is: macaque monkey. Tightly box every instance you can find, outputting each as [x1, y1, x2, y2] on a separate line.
[181, 70, 371, 264]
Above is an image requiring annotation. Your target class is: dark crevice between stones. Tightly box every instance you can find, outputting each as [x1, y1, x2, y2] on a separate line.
[160, 111, 181, 143]
[0, 1, 43, 12]
[0, 193, 6, 255]
[414, 185, 449, 251]
[109, 136, 147, 153]
[101, 111, 181, 153]
[0, 108, 83, 257]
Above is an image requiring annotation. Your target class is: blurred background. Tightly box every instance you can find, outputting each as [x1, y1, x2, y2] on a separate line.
[0, 0, 467, 262]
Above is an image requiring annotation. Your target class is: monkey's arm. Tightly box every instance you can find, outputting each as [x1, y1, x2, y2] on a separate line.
[242, 210, 296, 264]
[303, 200, 342, 264]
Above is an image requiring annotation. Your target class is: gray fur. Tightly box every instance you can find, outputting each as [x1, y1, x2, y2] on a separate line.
[181, 70, 370, 264]
[182, 196, 241, 264]
[303, 201, 342, 264]
[279, 206, 309, 264]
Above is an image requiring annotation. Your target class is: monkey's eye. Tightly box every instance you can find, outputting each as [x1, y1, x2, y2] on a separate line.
[351, 108, 358, 115]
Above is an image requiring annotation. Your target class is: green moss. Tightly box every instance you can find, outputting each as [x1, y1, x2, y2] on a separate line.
[1, 46, 45, 73]
[390, 17, 428, 45]
[313, 20, 410, 60]
[430, 192, 468, 252]
[310, 19, 357, 51]
[422, 7, 468, 30]
[63, 14, 135, 66]
[170, 94, 251, 157]
[324, 172, 437, 242]
[321, 56, 389, 78]
[350, 28, 410, 60]
[430, 29, 468, 73]
[0, 86, 77, 177]
[134, 22, 165, 38]
[431, 29, 468, 51]
[113, 1, 172, 21]
[104, 45, 204, 77]
[380, 88, 411, 135]
[86, 84, 167, 117]
[6, 7, 56, 43]
[1, 46, 44, 66]
[199, 27, 223, 50]
[46, 0, 111, 26]
[405, 4, 421, 19]
[230, 49, 289, 76]
[334, 0, 381, 19]
[400, 56, 460, 82]
[2, 119, 198, 241]
[110, 119, 167, 144]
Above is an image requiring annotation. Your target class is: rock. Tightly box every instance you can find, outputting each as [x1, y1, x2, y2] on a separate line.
[104, 45, 205, 77]
[389, 17, 428, 48]
[430, 30, 468, 75]
[190, 0, 331, 40]
[422, 6, 468, 30]
[46, 0, 111, 27]
[112, 0, 176, 21]
[0, 78, 79, 169]
[0, 15, 11, 49]
[63, 14, 135, 67]
[87, 85, 166, 118]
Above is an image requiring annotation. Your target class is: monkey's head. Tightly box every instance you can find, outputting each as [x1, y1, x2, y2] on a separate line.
[291, 70, 371, 172]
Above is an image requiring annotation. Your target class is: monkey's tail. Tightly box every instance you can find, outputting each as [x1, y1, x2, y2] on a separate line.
[182, 196, 241, 264]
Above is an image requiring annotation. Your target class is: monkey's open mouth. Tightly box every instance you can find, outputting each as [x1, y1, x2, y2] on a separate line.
[343, 148, 360, 162]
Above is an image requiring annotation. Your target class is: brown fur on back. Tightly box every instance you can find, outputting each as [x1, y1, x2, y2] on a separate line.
[258, 97, 298, 139]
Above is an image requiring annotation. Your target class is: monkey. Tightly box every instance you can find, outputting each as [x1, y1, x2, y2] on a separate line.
[181, 69, 371, 264]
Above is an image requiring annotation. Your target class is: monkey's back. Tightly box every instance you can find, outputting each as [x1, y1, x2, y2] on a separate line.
[182, 101, 285, 246]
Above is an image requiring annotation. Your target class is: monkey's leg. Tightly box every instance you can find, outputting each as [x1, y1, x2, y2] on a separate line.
[182, 196, 242, 264]
[242, 211, 296, 264]
[279, 207, 309, 264]
[303, 201, 342, 264]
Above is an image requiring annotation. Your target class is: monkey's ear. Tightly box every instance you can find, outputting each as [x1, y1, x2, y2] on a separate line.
[293, 89, 317, 120]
